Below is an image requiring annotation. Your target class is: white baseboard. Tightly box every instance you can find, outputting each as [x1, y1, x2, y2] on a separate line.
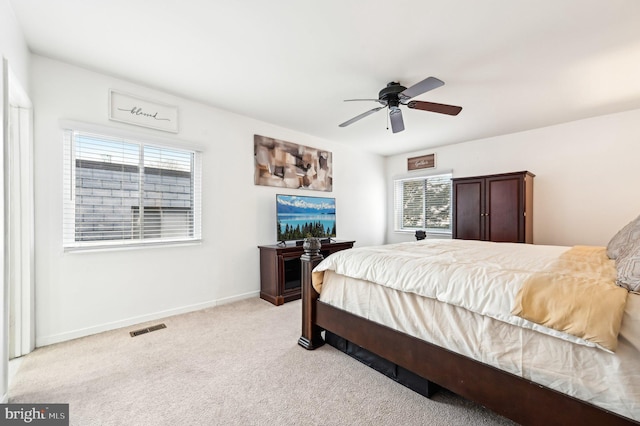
[36, 291, 260, 347]
[215, 291, 261, 306]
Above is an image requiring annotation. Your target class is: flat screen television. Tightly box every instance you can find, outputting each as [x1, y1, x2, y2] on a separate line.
[276, 194, 336, 242]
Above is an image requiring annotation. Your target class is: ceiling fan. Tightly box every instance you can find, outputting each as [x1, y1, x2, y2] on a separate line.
[338, 77, 462, 133]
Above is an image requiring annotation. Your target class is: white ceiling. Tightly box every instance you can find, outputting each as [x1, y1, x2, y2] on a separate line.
[9, 0, 640, 156]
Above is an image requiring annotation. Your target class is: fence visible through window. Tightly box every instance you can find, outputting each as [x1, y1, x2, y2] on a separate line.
[63, 129, 201, 249]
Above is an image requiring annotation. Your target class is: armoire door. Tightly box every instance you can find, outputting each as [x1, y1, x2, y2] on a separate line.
[452, 177, 484, 240]
[485, 175, 524, 242]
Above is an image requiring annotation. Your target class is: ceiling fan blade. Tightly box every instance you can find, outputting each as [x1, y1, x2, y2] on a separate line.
[339, 106, 385, 127]
[400, 76, 444, 100]
[344, 99, 382, 102]
[389, 107, 405, 133]
[345, 98, 387, 106]
[407, 100, 462, 116]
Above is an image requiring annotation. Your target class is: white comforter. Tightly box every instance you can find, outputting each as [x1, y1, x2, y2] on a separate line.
[314, 239, 605, 349]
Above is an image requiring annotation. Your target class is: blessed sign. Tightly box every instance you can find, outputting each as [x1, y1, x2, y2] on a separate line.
[109, 90, 179, 133]
[407, 153, 436, 171]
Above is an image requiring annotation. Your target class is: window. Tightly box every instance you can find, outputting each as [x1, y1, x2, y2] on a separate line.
[63, 129, 202, 249]
[394, 173, 452, 234]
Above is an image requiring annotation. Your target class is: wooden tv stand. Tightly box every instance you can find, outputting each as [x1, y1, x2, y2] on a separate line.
[258, 240, 355, 306]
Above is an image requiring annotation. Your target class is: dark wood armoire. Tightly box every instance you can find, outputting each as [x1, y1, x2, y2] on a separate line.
[452, 171, 534, 243]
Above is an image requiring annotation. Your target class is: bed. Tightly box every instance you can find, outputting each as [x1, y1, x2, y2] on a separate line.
[298, 238, 640, 425]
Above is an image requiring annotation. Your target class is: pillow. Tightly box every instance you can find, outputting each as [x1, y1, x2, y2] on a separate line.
[607, 214, 640, 259]
[616, 239, 640, 292]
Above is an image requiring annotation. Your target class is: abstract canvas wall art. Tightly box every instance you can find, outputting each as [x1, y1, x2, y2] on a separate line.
[254, 135, 332, 191]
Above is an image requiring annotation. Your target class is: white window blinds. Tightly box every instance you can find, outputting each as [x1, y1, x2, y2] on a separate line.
[63, 129, 202, 249]
[394, 173, 452, 233]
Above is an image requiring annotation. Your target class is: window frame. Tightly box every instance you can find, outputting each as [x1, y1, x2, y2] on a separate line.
[393, 171, 453, 236]
[62, 124, 202, 251]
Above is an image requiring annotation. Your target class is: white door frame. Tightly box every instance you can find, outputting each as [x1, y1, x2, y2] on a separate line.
[6, 65, 34, 359]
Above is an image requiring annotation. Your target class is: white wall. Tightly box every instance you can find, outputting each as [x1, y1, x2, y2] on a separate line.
[0, 1, 29, 87]
[386, 108, 640, 247]
[32, 55, 386, 347]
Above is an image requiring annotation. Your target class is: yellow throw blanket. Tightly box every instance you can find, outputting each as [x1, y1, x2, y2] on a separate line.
[512, 246, 628, 352]
[312, 271, 324, 294]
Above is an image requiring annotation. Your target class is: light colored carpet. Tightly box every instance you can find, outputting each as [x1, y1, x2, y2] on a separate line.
[10, 298, 516, 425]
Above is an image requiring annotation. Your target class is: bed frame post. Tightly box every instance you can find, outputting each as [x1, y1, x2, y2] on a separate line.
[298, 243, 325, 350]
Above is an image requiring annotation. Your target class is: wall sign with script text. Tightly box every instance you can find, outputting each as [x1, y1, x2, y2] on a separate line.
[407, 153, 436, 171]
[109, 90, 179, 133]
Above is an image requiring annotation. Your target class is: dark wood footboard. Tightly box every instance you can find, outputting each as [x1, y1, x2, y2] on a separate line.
[298, 247, 639, 426]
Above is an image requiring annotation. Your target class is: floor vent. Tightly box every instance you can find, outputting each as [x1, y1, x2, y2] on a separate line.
[130, 323, 167, 337]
